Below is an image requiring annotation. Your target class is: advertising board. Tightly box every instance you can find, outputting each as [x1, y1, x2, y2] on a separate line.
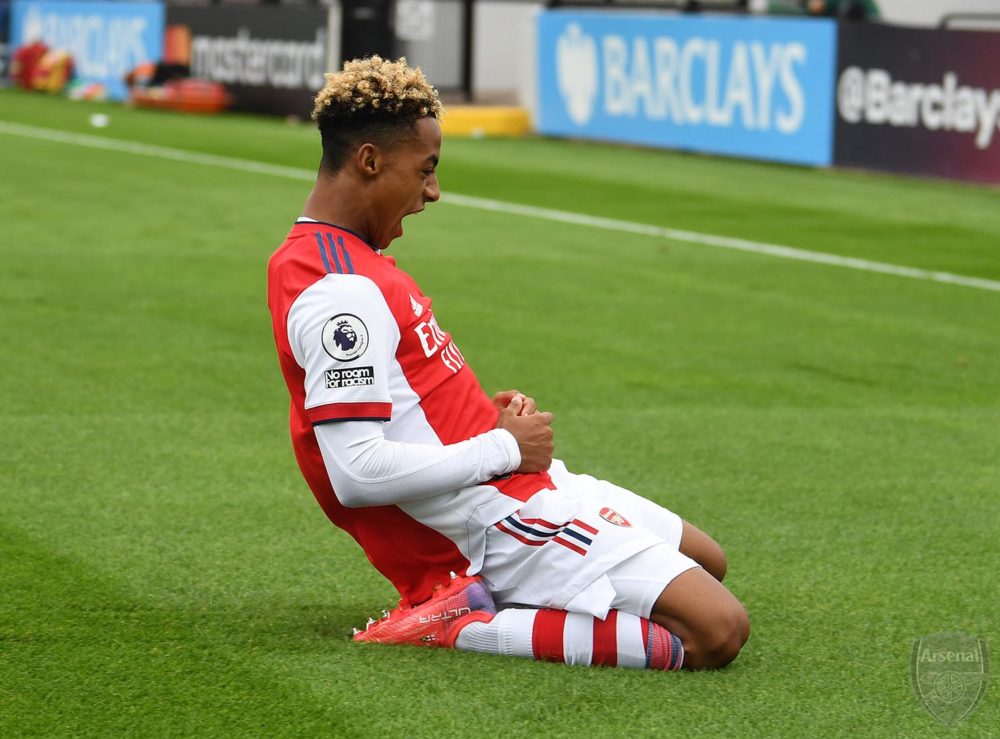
[166, 4, 332, 118]
[538, 12, 837, 166]
[9, 0, 164, 100]
[835, 23, 1000, 184]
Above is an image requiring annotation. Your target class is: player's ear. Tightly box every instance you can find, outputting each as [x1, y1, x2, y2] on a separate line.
[355, 143, 381, 177]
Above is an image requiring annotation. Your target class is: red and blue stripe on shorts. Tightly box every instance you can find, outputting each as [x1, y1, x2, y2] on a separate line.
[494, 512, 599, 556]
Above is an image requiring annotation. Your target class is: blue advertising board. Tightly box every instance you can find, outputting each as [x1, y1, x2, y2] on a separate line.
[10, 0, 164, 100]
[538, 12, 836, 166]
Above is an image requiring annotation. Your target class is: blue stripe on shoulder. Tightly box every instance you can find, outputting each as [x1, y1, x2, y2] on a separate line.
[315, 233, 333, 273]
[337, 236, 355, 274]
[324, 233, 343, 273]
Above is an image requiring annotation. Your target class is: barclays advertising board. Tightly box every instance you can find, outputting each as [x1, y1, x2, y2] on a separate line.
[538, 12, 836, 166]
[10, 0, 164, 100]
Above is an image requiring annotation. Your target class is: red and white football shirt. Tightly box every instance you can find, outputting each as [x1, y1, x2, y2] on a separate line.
[268, 221, 552, 604]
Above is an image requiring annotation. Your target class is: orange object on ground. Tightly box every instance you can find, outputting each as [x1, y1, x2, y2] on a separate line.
[31, 49, 74, 93]
[130, 79, 231, 114]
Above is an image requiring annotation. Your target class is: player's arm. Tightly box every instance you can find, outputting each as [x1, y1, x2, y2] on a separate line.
[316, 420, 517, 507]
[316, 395, 554, 507]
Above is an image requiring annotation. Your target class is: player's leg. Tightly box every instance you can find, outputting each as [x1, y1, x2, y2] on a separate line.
[353, 556, 744, 670]
[667, 521, 748, 667]
[455, 607, 684, 671]
[678, 520, 728, 582]
[450, 469, 743, 670]
[603, 541, 748, 670]
[354, 573, 685, 671]
[457, 539, 742, 671]
[648, 567, 749, 669]
[357, 564, 745, 670]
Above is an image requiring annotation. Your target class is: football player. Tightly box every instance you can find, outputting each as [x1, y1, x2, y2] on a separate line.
[267, 57, 748, 670]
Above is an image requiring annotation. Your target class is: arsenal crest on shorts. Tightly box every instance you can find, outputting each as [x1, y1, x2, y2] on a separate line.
[599, 507, 631, 527]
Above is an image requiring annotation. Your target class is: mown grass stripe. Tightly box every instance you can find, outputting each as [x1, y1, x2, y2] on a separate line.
[2, 119, 998, 294]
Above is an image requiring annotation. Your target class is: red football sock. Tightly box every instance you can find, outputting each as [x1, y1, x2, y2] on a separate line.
[454, 607, 683, 671]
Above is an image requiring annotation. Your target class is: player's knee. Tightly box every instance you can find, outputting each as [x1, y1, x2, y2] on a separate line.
[703, 546, 727, 583]
[705, 603, 749, 668]
[689, 543, 726, 583]
[687, 604, 749, 669]
[679, 523, 728, 582]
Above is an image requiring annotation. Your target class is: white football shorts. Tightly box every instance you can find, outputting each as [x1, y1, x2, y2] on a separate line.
[479, 459, 699, 620]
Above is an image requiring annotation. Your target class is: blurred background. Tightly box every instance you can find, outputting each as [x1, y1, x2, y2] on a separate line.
[3, 0, 999, 183]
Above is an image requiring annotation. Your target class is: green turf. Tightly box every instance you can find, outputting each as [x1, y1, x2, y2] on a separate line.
[1, 89, 997, 737]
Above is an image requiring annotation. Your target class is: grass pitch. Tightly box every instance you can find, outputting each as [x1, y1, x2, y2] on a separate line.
[1, 88, 997, 737]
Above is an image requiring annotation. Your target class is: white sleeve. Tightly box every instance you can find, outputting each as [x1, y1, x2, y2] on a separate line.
[287, 273, 397, 424]
[315, 421, 522, 508]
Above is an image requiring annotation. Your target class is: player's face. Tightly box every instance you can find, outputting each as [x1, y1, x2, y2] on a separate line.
[371, 116, 441, 249]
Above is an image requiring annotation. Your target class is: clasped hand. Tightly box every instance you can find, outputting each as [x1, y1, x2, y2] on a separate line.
[492, 390, 554, 473]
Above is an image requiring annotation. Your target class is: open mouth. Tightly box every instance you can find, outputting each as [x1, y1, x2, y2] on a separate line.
[390, 207, 425, 242]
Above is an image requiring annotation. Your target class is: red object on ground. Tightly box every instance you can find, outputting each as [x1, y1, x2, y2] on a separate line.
[11, 42, 49, 89]
[130, 79, 231, 114]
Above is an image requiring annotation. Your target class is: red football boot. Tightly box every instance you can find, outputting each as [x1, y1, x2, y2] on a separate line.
[353, 574, 497, 648]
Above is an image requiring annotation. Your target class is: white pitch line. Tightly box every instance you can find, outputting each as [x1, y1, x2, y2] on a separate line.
[441, 193, 1000, 293]
[0, 120, 316, 182]
[2, 119, 998, 294]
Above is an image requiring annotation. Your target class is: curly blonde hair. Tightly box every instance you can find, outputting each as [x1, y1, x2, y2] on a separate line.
[312, 56, 443, 172]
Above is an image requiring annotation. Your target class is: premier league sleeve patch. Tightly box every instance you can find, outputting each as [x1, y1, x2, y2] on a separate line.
[321, 314, 369, 362]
